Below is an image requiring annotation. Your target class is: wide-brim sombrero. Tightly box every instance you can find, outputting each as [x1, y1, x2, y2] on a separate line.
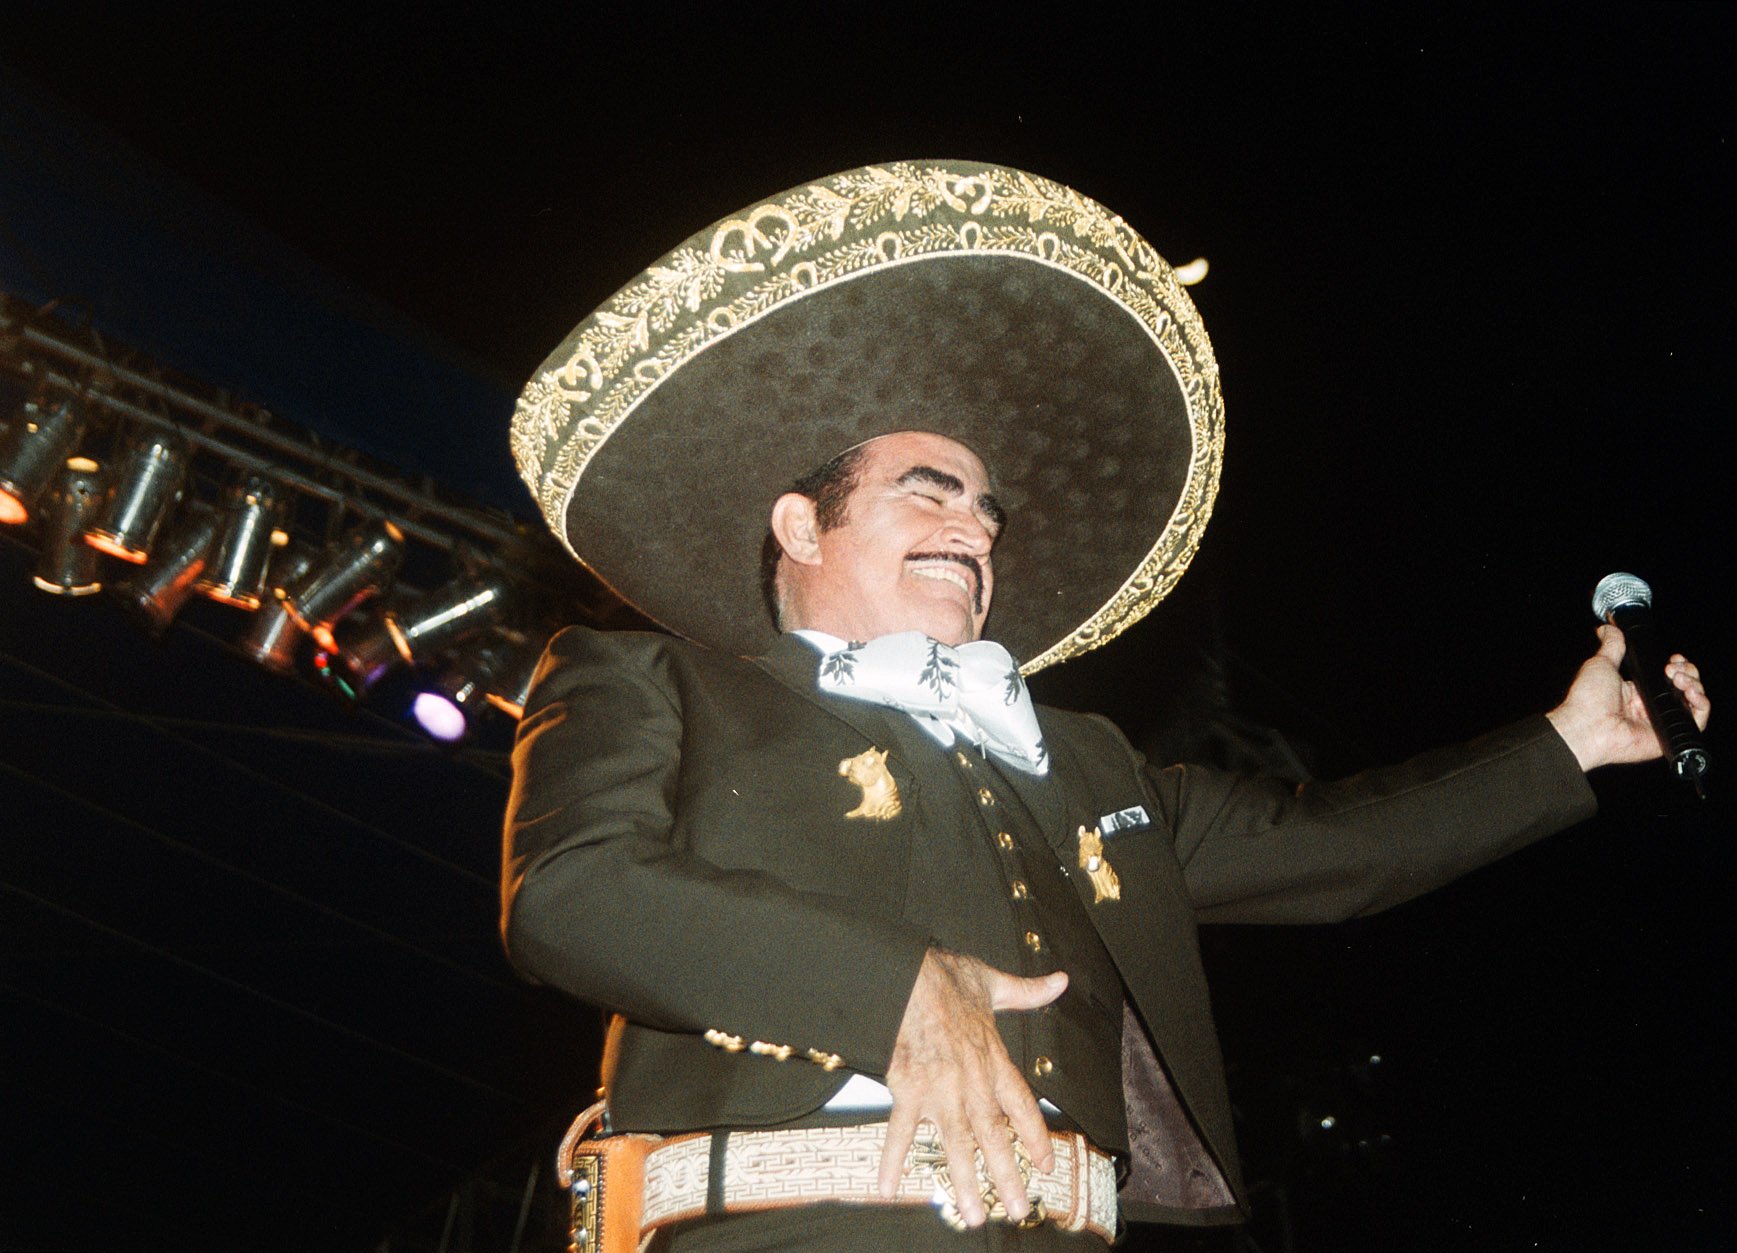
[511, 160, 1222, 673]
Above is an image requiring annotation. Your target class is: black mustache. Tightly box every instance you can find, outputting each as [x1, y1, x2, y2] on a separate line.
[905, 551, 984, 613]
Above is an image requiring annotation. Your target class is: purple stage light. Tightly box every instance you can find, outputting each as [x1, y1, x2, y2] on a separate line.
[410, 691, 467, 742]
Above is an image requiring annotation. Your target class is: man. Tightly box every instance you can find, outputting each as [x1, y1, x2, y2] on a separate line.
[501, 163, 1708, 1249]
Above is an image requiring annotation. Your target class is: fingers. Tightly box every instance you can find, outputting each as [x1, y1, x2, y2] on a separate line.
[1667, 653, 1699, 679]
[881, 1061, 1048, 1224]
[1000, 1072, 1055, 1174]
[1668, 654, 1712, 729]
[879, 1109, 1036, 1226]
[877, 1105, 920, 1199]
[986, 968, 1068, 1014]
[943, 1093, 1039, 1226]
[1595, 623, 1628, 666]
[880, 951, 1061, 1225]
[941, 1116, 992, 1226]
[969, 1112, 1030, 1225]
[1555, 633, 1710, 770]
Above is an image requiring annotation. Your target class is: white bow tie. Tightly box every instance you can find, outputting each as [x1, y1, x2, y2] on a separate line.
[796, 630, 1050, 776]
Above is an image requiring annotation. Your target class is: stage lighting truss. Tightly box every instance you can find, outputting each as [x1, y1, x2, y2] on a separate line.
[1, 291, 612, 735]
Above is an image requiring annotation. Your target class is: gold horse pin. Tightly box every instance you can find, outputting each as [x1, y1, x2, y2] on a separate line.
[839, 747, 901, 820]
[1076, 825, 1121, 903]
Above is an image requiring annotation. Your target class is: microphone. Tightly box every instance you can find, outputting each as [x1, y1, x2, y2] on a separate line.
[1590, 573, 1708, 792]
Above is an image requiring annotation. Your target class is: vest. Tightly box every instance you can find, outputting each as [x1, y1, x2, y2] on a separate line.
[877, 713, 1129, 1153]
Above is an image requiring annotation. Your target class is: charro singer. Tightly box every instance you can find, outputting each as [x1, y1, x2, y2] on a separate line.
[500, 161, 1709, 1251]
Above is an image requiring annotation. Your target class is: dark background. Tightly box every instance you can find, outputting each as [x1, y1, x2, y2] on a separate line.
[1, 7, 1731, 1251]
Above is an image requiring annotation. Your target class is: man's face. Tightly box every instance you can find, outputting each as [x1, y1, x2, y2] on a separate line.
[784, 431, 1004, 647]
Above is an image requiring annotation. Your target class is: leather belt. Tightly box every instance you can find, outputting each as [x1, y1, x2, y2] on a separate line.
[558, 1102, 1118, 1249]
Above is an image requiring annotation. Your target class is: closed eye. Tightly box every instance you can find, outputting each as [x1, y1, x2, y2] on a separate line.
[895, 465, 1005, 538]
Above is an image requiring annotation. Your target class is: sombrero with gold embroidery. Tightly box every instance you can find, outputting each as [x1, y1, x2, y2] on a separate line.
[511, 160, 1222, 673]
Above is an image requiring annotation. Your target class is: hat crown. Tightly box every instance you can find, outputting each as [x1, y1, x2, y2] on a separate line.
[513, 161, 1223, 671]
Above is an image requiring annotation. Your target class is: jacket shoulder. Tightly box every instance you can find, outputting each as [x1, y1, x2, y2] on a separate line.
[531, 625, 759, 706]
[540, 624, 704, 669]
[1036, 702, 1147, 766]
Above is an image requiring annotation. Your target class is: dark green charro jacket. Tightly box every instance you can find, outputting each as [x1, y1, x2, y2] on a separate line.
[502, 627, 1595, 1226]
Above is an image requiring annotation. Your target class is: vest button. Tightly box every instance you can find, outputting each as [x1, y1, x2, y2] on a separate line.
[1010, 880, 1029, 900]
[997, 831, 1015, 851]
[1024, 930, 1042, 952]
[955, 751, 974, 769]
[1033, 1056, 1055, 1077]
[977, 788, 994, 806]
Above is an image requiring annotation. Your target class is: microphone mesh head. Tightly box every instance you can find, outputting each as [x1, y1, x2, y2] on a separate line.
[1591, 572, 1652, 620]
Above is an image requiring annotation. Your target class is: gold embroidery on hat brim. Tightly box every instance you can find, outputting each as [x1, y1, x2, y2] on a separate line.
[512, 161, 1223, 674]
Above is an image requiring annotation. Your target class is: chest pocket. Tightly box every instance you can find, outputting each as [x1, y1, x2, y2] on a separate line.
[1097, 803, 1153, 838]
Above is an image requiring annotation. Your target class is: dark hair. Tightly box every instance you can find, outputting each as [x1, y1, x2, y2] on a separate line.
[759, 443, 869, 628]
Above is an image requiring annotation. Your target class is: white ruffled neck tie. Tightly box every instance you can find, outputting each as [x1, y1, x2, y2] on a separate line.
[794, 630, 1050, 776]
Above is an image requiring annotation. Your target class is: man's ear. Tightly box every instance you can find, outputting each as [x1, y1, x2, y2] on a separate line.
[770, 493, 824, 566]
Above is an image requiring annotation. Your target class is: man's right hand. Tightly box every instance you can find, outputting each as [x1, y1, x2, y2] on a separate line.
[875, 948, 1068, 1227]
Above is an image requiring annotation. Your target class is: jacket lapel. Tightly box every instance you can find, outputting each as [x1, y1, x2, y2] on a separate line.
[985, 719, 1067, 838]
[753, 633, 919, 759]
[1028, 709, 1108, 855]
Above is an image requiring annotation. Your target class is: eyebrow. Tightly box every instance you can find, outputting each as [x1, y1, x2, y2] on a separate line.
[896, 465, 1007, 534]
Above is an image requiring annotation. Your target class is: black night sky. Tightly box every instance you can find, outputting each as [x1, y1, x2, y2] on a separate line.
[2, 8, 1732, 1251]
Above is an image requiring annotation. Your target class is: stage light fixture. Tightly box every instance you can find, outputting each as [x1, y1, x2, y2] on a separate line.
[115, 509, 221, 634]
[284, 517, 405, 651]
[237, 542, 318, 673]
[0, 395, 85, 525]
[381, 573, 512, 664]
[332, 576, 511, 698]
[410, 691, 468, 742]
[332, 617, 404, 697]
[84, 430, 187, 562]
[31, 457, 106, 596]
[196, 474, 283, 609]
[408, 641, 513, 740]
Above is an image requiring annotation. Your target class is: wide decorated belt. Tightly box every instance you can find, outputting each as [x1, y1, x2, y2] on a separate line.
[557, 1101, 1118, 1251]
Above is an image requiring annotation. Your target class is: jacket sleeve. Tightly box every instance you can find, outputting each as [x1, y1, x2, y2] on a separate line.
[500, 627, 929, 1076]
[1132, 715, 1598, 925]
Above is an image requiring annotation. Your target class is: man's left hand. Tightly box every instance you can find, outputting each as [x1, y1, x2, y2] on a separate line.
[876, 949, 1065, 1228]
[1547, 625, 1710, 771]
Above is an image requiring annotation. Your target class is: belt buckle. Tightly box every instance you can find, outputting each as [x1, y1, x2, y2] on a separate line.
[910, 1124, 1046, 1233]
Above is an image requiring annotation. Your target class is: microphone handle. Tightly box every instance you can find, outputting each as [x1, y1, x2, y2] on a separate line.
[1606, 603, 1709, 781]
